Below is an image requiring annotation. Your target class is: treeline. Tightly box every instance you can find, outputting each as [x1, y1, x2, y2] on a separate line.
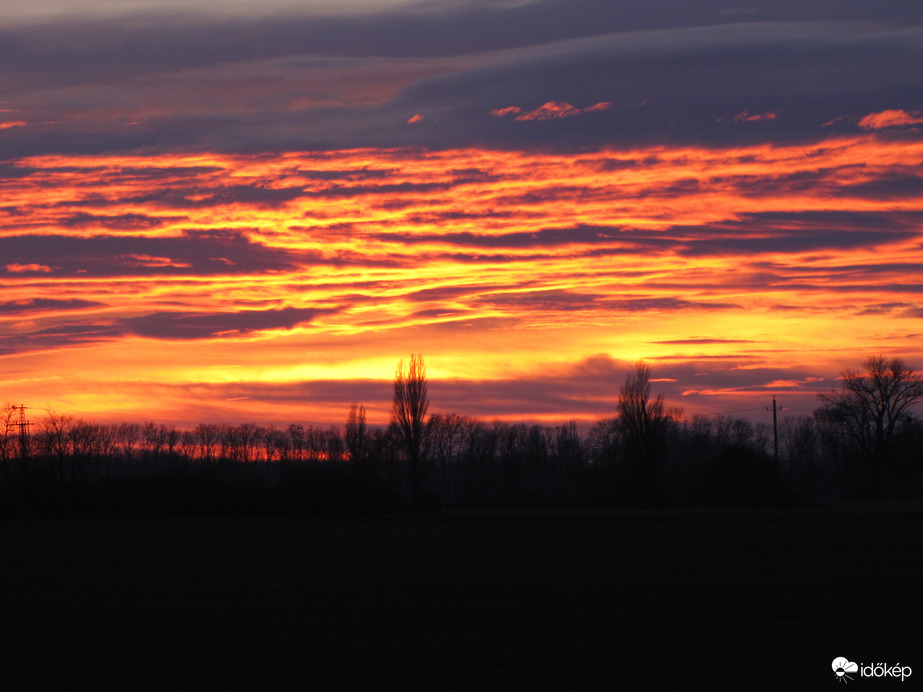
[1, 355, 922, 517]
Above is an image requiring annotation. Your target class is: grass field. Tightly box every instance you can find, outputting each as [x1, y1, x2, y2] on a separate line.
[1, 508, 920, 690]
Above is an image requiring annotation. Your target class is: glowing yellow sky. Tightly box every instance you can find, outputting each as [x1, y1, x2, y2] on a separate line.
[2, 136, 922, 426]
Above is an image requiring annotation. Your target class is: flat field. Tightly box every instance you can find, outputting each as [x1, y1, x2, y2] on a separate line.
[1, 508, 920, 690]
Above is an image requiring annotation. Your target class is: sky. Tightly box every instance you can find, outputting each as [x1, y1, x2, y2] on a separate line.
[2, 0, 923, 428]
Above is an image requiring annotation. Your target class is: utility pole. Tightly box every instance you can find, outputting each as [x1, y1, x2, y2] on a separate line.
[766, 396, 780, 465]
[13, 404, 30, 460]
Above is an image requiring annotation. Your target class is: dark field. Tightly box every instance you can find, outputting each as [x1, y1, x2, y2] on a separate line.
[1, 508, 920, 690]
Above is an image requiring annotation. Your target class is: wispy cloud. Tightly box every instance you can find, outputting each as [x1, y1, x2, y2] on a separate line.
[490, 101, 612, 121]
[5, 263, 53, 274]
[858, 109, 923, 130]
[2, 136, 922, 423]
[2, 6, 921, 155]
[490, 106, 522, 118]
[733, 110, 778, 123]
[0, 298, 104, 314]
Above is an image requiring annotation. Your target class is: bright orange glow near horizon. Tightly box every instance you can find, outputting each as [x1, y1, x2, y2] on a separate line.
[3, 135, 923, 427]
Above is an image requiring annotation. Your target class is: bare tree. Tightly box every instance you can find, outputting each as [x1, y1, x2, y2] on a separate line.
[68, 420, 98, 482]
[165, 425, 181, 461]
[235, 423, 262, 463]
[287, 423, 306, 461]
[345, 403, 368, 465]
[323, 426, 344, 462]
[196, 423, 219, 462]
[181, 430, 197, 461]
[263, 426, 288, 463]
[305, 425, 325, 461]
[816, 355, 923, 493]
[392, 354, 430, 504]
[618, 362, 666, 456]
[117, 423, 141, 463]
[428, 412, 466, 501]
[617, 361, 678, 503]
[38, 411, 74, 484]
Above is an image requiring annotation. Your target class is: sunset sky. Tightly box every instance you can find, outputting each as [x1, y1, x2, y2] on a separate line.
[2, 0, 923, 428]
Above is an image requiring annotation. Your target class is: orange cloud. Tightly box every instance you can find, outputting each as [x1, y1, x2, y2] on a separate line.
[0, 120, 27, 129]
[120, 254, 193, 268]
[734, 110, 778, 123]
[858, 109, 923, 130]
[407, 114, 424, 124]
[822, 115, 850, 128]
[2, 136, 923, 425]
[5, 263, 53, 273]
[514, 101, 611, 121]
[517, 102, 582, 120]
[490, 106, 521, 118]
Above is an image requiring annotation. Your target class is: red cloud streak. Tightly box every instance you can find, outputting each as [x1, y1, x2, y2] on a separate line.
[1, 136, 922, 425]
[491, 101, 611, 121]
[858, 109, 923, 130]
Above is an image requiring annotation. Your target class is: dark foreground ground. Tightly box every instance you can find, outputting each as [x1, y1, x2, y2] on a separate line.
[1, 507, 920, 691]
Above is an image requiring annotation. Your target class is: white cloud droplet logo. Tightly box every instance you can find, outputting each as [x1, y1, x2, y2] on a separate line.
[832, 657, 859, 683]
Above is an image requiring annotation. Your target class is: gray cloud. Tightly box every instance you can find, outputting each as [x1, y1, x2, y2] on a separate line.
[376, 210, 923, 259]
[670, 214, 919, 257]
[0, 298, 105, 314]
[60, 212, 182, 230]
[475, 292, 738, 313]
[92, 354, 824, 424]
[835, 174, 923, 200]
[125, 307, 320, 340]
[424, 355, 830, 420]
[474, 289, 604, 312]
[0, 231, 302, 278]
[0, 306, 323, 355]
[377, 225, 620, 249]
[385, 23, 923, 150]
[1, 3, 921, 155]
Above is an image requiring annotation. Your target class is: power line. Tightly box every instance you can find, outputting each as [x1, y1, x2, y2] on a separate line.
[693, 405, 773, 417]
[13, 404, 30, 460]
[766, 396, 784, 465]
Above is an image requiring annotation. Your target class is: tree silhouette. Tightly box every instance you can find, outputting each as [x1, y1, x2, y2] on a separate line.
[345, 403, 368, 466]
[617, 361, 677, 504]
[392, 354, 429, 505]
[428, 412, 466, 501]
[38, 410, 74, 484]
[816, 355, 923, 495]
